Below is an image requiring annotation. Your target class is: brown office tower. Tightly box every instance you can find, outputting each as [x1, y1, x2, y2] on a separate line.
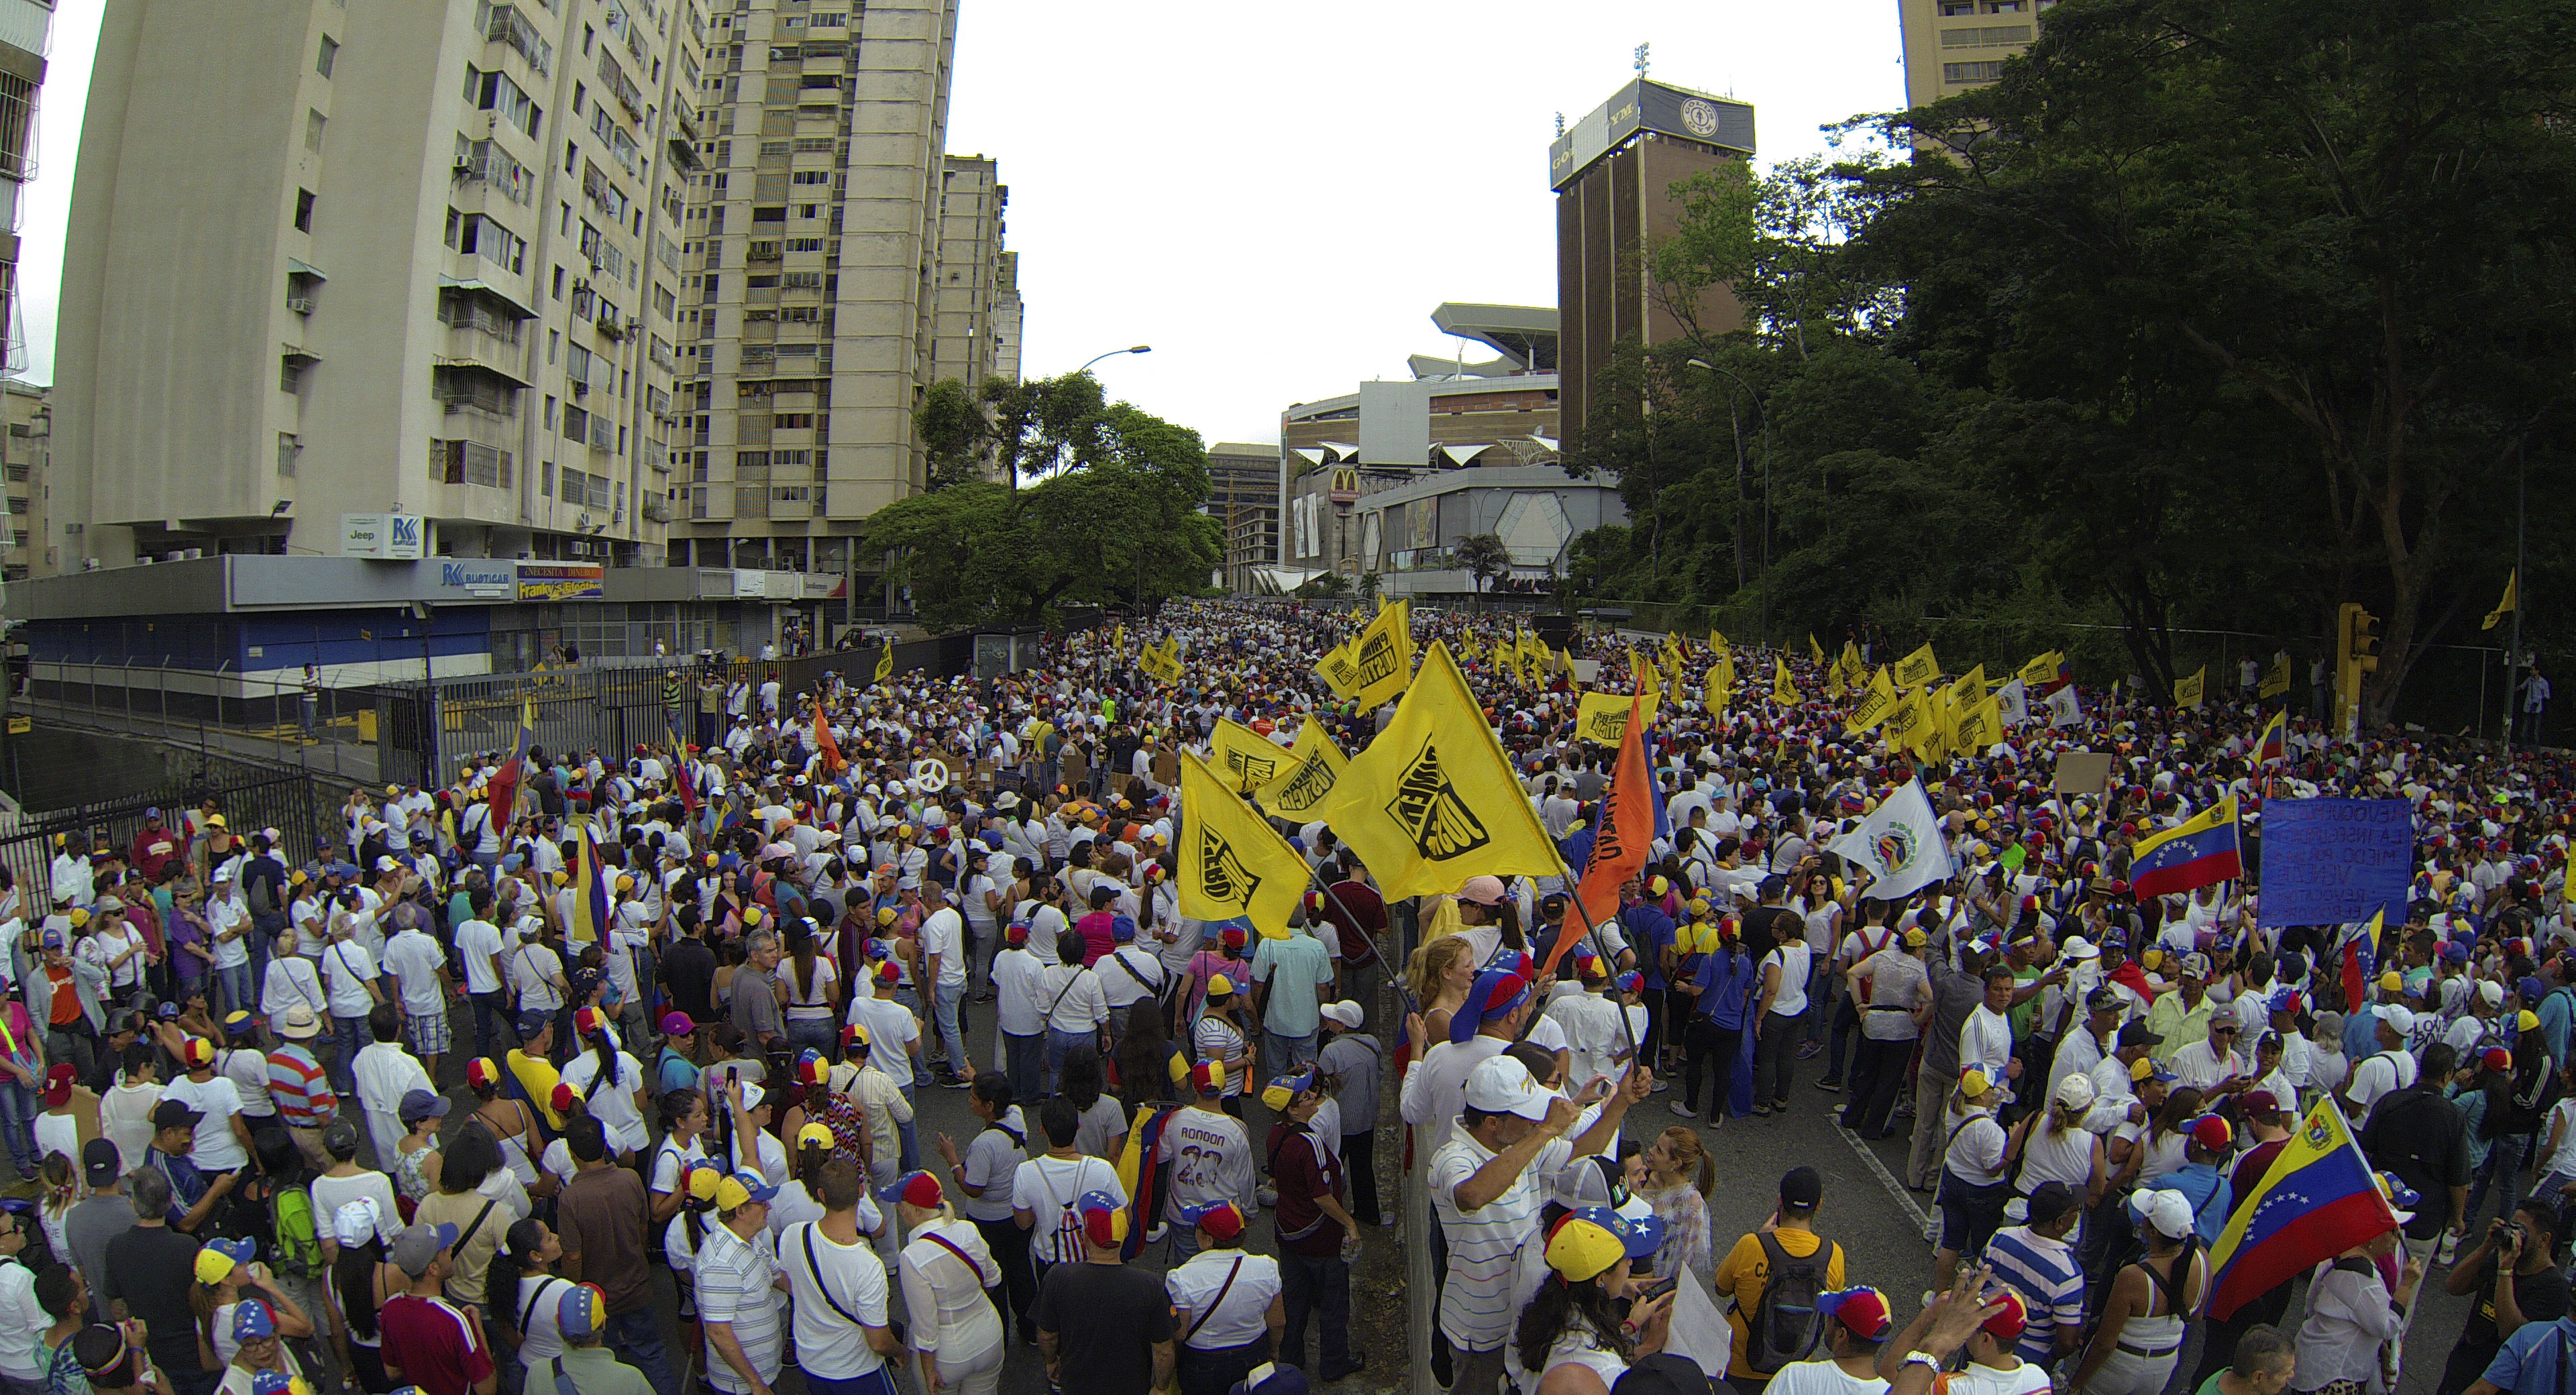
[1552, 79, 1755, 453]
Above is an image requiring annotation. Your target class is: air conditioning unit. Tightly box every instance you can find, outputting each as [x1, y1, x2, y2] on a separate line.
[286, 296, 315, 315]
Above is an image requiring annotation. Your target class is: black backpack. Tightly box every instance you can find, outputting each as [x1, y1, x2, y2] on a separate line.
[1746, 1231, 1831, 1374]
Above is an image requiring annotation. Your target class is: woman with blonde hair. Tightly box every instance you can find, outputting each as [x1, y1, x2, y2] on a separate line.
[1633, 1127, 1715, 1282]
[1407, 936, 1477, 1044]
[894, 1171, 1004, 1395]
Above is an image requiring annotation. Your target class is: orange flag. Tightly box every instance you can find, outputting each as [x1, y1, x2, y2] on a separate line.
[812, 701, 845, 775]
[1548, 692, 1654, 979]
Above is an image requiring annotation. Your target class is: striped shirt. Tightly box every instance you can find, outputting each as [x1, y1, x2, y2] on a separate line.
[694, 1222, 784, 1394]
[1980, 1225, 2083, 1363]
[264, 1045, 336, 1127]
[1430, 1131, 1543, 1354]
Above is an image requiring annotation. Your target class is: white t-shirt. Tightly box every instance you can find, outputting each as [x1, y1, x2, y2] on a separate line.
[454, 919, 506, 995]
[1766, 943, 1813, 1018]
[2345, 1049, 2418, 1117]
[320, 939, 380, 1019]
[1167, 1248, 1282, 1350]
[381, 930, 445, 1015]
[161, 1073, 249, 1171]
[559, 1049, 651, 1153]
[776, 1221, 890, 1380]
[1008, 1154, 1124, 1266]
[1763, 1356, 1893, 1395]
[918, 907, 969, 988]
[846, 995, 920, 1065]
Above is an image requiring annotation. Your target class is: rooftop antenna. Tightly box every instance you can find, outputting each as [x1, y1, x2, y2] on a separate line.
[1634, 42, 1651, 77]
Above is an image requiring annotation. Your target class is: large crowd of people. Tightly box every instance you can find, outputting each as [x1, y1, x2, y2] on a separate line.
[0, 597, 2567, 1395]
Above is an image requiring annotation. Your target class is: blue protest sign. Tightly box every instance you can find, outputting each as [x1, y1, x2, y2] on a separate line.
[2255, 798, 2412, 928]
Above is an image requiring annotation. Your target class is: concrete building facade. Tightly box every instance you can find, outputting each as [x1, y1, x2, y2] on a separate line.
[1205, 441, 1279, 593]
[1353, 464, 1626, 601]
[1550, 78, 1754, 453]
[0, 0, 46, 380]
[3, 379, 47, 582]
[56, 0, 708, 569]
[1898, 0, 2058, 110]
[929, 153, 1018, 392]
[1270, 304, 1564, 589]
[668, 0, 959, 581]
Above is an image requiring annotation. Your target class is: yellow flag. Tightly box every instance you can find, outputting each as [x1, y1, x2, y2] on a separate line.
[1882, 686, 1930, 751]
[2018, 651, 2061, 689]
[1313, 640, 1364, 699]
[1177, 751, 1309, 938]
[1827, 665, 1847, 700]
[2260, 653, 2291, 700]
[1209, 718, 1289, 793]
[2485, 570, 2517, 630]
[1837, 641, 1864, 681]
[1951, 664, 1987, 707]
[1705, 663, 1733, 714]
[1113, 623, 1126, 656]
[1492, 638, 1515, 681]
[1320, 641, 1566, 897]
[2175, 666, 2206, 709]
[1773, 657, 1797, 706]
[1576, 690, 1652, 746]
[1845, 677, 1900, 734]
[1809, 634, 1825, 665]
[1893, 643, 1941, 689]
[1709, 630, 1726, 651]
[875, 639, 894, 683]
[1954, 693, 2002, 752]
[1254, 720, 1347, 816]
[1347, 601, 1415, 708]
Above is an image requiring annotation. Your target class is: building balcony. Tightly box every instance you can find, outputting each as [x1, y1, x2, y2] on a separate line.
[598, 53, 646, 125]
[481, 4, 553, 78]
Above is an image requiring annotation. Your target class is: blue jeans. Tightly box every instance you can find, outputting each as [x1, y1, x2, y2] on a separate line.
[0, 1080, 34, 1175]
[896, 1082, 919, 1172]
[2467, 1132, 2532, 1232]
[1004, 1032, 1043, 1104]
[801, 1373, 900, 1395]
[1265, 1029, 1318, 1075]
[1279, 1250, 1353, 1375]
[1043, 1026, 1091, 1095]
[470, 989, 514, 1058]
[607, 1303, 678, 1395]
[786, 1017, 838, 1056]
[330, 1013, 368, 1094]
[932, 980, 968, 1078]
[215, 964, 256, 1021]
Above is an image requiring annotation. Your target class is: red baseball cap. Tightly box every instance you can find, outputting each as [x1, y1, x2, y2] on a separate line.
[1981, 1288, 2029, 1342]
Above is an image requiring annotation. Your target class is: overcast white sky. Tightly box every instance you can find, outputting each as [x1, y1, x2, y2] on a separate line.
[19, 1, 1906, 450]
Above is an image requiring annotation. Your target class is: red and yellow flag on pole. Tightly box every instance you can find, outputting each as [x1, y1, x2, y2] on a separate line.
[813, 700, 845, 774]
[1550, 692, 1653, 979]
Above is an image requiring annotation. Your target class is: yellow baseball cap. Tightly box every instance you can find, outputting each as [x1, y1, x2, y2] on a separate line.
[2379, 971, 2404, 993]
[1544, 1214, 1631, 1283]
[2520, 1010, 2542, 1031]
[796, 1122, 834, 1150]
[1959, 1068, 1993, 1099]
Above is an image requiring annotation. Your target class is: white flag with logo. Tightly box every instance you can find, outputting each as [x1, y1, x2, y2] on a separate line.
[1994, 678, 2029, 728]
[1828, 777, 1955, 901]
[2046, 683, 2084, 729]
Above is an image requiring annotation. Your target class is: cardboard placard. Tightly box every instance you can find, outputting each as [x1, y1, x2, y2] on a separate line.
[2053, 751, 2115, 795]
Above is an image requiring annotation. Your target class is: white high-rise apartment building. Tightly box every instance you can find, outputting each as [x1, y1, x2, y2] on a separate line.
[929, 153, 1018, 393]
[667, 0, 957, 574]
[55, 0, 707, 567]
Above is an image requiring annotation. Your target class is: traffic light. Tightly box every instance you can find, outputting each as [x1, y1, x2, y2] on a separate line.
[2350, 608, 2380, 674]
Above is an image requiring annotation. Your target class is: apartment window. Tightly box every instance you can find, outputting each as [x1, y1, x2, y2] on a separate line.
[547, 329, 559, 364]
[811, 11, 845, 25]
[294, 189, 316, 232]
[317, 35, 339, 76]
[280, 357, 307, 393]
[653, 284, 676, 319]
[793, 137, 833, 153]
[1943, 60, 2005, 82]
[790, 170, 830, 186]
[564, 404, 590, 441]
[793, 204, 818, 219]
[276, 433, 300, 478]
[544, 396, 557, 429]
[468, 66, 543, 137]
[785, 237, 821, 252]
[305, 110, 327, 152]
[1942, 24, 2031, 44]
[552, 265, 566, 299]
[566, 140, 579, 173]
[1940, 0, 1976, 11]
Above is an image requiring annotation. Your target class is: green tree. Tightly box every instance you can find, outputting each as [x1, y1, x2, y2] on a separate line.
[1863, 0, 2576, 722]
[1294, 573, 1351, 600]
[914, 378, 991, 490]
[870, 379, 1218, 628]
[1456, 534, 1511, 605]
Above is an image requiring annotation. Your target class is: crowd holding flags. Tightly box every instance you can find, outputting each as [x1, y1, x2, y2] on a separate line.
[2127, 795, 2245, 897]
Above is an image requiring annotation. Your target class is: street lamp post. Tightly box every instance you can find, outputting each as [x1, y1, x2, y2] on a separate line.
[1075, 345, 1152, 377]
[1686, 358, 1773, 648]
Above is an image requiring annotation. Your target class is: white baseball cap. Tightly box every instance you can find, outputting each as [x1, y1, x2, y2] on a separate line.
[2130, 1188, 2196, 1241]
[1463, 1056, 1552, 1121]
[1319, 1000, 1364, 1031]
[2379, 1005, 2418, 1034]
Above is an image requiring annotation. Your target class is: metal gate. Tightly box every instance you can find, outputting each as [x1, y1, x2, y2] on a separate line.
[0, 770, 327, 895]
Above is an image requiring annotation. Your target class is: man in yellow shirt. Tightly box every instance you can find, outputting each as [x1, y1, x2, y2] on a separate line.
[506, 1009, 565, 1129]
[1713, 1166, 1847, 1385]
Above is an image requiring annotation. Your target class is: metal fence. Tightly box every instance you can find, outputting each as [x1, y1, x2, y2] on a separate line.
[0, 769, 328, 899]
[24, 661, 378, 782]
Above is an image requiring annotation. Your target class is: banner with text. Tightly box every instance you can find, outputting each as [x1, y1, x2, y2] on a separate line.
[2255, 798, 2412, 928]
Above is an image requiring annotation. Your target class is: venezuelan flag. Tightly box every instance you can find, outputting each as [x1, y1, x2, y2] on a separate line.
[2206, 1096, 2402, 1319]
[2257, 710, 2286, 765]
[2128, 795, 2242, 899]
